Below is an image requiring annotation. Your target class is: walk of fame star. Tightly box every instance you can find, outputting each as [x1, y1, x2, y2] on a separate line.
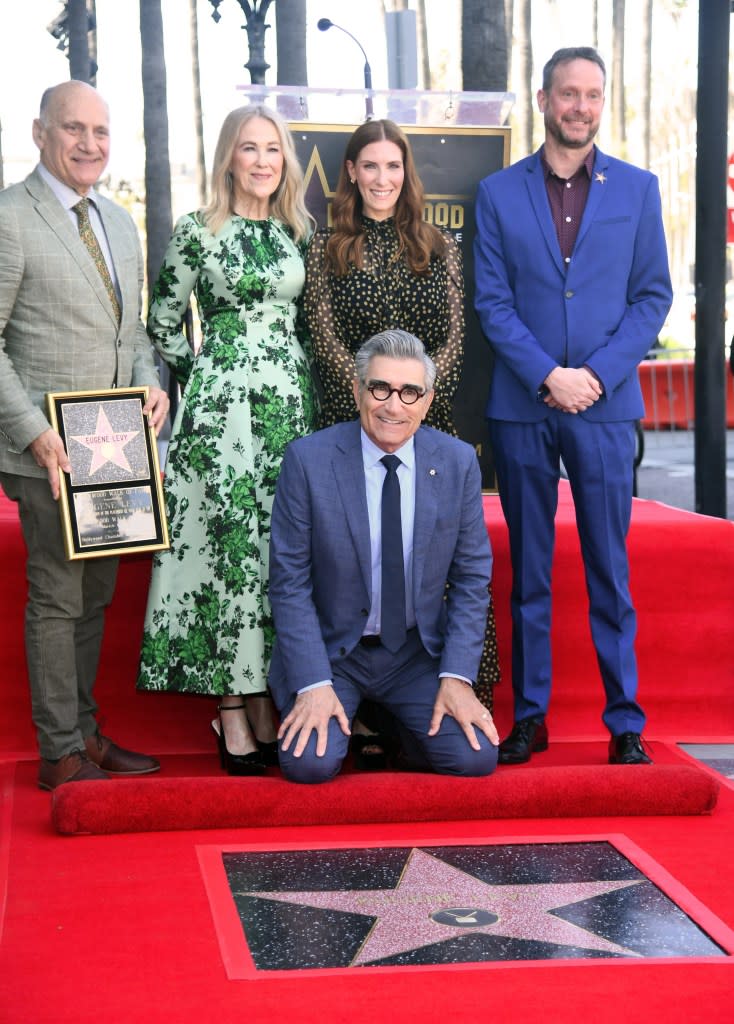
[246, 848, 643, 965]
[70, 406, 140, 476]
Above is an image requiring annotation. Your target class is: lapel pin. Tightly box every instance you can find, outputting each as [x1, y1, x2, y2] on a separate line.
[595, 171, 607, 184]
[429, 468, 437, 476]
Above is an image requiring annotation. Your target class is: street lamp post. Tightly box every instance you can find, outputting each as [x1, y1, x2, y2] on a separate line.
[694, 0, 731, 517]
[209, 0, 273, 85]
[47, 0, 97, 83]
[317, 17, 374, 120]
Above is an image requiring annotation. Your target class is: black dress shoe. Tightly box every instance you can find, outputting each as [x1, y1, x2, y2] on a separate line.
[608, 732, 652, 764]
[498, 718, 548, 764]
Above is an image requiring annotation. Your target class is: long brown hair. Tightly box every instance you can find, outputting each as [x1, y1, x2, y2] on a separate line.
[326, 119, 445, 275]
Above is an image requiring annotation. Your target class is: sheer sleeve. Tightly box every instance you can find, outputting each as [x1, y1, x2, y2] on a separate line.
[146, 214, 199, 388]
[303, 231, 357, 422]
[432, 233, 464, 400]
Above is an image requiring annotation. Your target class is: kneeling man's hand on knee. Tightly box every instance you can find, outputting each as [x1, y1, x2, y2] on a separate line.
[278, 685, 351, 758]
[429, 677, 499, 750]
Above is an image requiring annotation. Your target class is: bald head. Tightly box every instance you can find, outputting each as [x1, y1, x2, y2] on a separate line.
[33, 81, 110, 196]
[38, 80, 108, 124]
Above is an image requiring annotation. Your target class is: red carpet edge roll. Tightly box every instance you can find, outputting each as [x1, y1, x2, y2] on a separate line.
[52, 763, 719, 835]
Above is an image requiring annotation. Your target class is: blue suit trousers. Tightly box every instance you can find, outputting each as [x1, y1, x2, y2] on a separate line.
[489, 413, 646, 737]
[277, 629, 498, 784]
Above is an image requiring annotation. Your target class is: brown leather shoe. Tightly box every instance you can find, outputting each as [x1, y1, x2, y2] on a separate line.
[84, 731, 160, 775]
[38, 750, 109, 791]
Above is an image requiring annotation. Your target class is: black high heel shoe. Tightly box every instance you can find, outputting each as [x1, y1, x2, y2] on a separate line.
[212, 704, 266, 776]
[244, 694, 280, 767]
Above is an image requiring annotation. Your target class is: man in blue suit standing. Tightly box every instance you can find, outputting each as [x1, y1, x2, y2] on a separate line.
[473, 47, 672, 766]
[268, 329, 499, 783]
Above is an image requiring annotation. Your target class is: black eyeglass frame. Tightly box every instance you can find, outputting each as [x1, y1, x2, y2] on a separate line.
[365, 380, 427, 406]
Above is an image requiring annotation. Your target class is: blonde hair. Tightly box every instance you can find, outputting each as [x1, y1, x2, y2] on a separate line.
[202, 104, 312, 241]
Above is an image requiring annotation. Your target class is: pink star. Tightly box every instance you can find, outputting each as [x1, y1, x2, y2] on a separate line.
[248, 849, 643, 965]
[70, 406, 139, 476]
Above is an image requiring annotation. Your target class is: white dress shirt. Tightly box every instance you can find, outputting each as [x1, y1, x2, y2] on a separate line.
[361, 429, 416, 635]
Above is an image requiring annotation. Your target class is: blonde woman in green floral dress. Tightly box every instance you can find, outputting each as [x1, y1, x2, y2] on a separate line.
[137, 106, 318, 774]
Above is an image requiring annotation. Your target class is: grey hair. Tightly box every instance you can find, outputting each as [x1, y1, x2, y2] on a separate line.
[541, 47, 606, 92]
[354, 329, 437, 391]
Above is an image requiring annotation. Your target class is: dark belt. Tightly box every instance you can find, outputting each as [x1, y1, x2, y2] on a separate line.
[359, 628, 416, 649]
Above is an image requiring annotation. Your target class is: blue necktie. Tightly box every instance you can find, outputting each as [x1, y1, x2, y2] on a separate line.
[380, 454, 407, 652]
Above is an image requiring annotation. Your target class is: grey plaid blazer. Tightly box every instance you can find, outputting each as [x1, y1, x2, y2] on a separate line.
[0, 167, 161, 478]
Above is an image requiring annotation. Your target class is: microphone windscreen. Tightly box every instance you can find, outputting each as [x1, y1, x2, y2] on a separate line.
[317, 18, 332, 31]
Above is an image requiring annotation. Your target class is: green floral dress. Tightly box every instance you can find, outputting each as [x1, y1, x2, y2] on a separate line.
[137, 212, 318, 696]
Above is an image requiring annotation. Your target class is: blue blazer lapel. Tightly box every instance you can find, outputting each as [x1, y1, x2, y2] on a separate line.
[333, 425, 372, 596]
[412, 430, 442, 601]
[573, 147, 611, 253]
[525, 152, 565, 277]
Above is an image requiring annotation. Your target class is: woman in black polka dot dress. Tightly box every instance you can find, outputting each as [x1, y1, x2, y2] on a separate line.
[303, 119, 499, 721]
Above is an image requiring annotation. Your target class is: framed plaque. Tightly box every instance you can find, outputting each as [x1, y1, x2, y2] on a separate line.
[45, 386, 170, 560]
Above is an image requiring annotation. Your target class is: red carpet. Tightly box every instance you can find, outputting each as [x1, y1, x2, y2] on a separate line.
[2, 485, 734, 1022]
[4, 765, 734, 1024]
[52, 761, 719, 835]
[5, 483, 732, 757]
[3, 484, 734, 757]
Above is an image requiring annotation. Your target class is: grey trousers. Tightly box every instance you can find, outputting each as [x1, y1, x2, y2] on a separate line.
[1, 473, 119, 759]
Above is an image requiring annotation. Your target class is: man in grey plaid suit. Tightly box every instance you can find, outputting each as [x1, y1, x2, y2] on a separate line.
[0, 80, 169, 790]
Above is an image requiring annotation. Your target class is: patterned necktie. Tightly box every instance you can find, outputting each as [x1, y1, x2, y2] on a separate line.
[73, 197, 121, 323]
[380, 454, 407, 652]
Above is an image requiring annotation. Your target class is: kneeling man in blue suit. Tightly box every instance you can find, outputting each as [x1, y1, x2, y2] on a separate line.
[268, 329, 499, 783]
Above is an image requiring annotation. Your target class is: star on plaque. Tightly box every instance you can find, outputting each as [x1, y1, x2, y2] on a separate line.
[247, 848, 643, 965]
[70, 405, 140, 476]
[595, 171, 607, 184]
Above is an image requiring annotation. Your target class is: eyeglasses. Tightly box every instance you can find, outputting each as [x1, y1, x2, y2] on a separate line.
[366, 381, 426, 406]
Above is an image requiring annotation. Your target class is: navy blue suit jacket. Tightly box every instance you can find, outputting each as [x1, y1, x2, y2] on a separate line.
[267, 421, 492, 708]
[473, 146, 672, 421]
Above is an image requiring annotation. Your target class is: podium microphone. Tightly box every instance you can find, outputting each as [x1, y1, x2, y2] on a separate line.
[317, 17, 374, 119]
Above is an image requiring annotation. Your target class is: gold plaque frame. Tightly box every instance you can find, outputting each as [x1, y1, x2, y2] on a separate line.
[45, 386, 169, 560]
